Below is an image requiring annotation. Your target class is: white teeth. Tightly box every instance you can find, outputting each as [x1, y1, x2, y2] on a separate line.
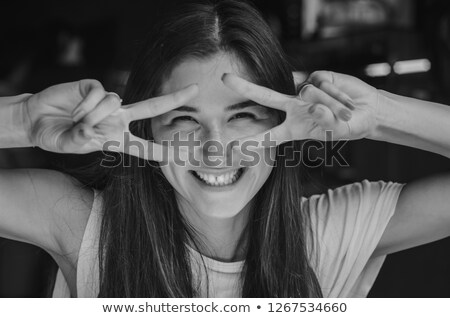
[193, 169, 242, 187]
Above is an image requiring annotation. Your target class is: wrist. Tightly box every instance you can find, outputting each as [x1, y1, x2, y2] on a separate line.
[0, 93, 34, 148]
[367, 89, 400, 142]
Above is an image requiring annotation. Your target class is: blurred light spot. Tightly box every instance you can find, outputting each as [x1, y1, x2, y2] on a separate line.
[393, 59, 431, 75]
[365, 63, 391, 77]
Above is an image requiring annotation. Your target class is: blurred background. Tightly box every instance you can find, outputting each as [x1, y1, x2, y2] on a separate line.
[1, 0, 449, 297]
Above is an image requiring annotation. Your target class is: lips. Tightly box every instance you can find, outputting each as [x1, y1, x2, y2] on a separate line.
[190, 168, 245, 186]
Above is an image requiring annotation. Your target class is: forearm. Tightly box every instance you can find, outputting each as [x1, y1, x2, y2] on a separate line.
[0, 94, 33, 148]
[369, 90, 450, 158]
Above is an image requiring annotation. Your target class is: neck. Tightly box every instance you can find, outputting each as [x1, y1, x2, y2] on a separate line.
[178, 199, 251, 262]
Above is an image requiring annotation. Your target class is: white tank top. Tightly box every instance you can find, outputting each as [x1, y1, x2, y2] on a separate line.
[52, 180, 405, 298]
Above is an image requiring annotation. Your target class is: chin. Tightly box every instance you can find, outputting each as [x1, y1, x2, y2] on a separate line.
[193, 199, 248, 219]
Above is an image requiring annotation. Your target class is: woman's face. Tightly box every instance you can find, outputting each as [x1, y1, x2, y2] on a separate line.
[151, 53, 278, 219]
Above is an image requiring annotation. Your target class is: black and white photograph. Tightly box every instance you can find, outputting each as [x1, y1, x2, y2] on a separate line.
[0, 0, 449, 307]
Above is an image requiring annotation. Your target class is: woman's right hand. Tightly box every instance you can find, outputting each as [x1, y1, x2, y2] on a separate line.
[22, 79, 198, 161]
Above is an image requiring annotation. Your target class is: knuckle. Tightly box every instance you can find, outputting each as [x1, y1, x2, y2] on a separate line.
[317, 81, 328, 90]
[309, 71, 322, 82]
[328, 71, 335, 84]
[106, 94, 121, 108]
[89, 79, 103, 89]
[81, 79, 104, 92]
[301, 84, 314, 97]
[309, 70, 330, 85]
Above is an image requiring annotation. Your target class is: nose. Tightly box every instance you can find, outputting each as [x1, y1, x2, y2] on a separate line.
[199, 126, 234, 167]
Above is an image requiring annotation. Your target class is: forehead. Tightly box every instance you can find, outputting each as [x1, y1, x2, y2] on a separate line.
[160, 53, 252, 109]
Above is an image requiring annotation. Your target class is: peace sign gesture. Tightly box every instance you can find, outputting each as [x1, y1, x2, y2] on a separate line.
[222, 72, 373, 146]
[23, 79, 198, 161]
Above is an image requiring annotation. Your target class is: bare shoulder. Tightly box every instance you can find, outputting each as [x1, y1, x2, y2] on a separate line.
[0, 168, 94, 264]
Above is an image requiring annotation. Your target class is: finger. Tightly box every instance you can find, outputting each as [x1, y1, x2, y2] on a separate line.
[314, 81, 355, 110]
[307, 71, 355, 110]
[222, 73, 291, 110]
[301, 85, 352, 121]
[309, 104, 337, 131]
[307, 70, 334, 86]
[308, 70, 356, 88]
[309, 104, 351, 141]
[124, 84, 198, 122]
[79, 93, 122, 126]
[72, 80, 107, 120]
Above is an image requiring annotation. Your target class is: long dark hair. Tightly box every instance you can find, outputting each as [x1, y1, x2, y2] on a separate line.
[82, 0, 322, 297]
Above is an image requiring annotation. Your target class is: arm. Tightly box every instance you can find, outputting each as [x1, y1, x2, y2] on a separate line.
[0, 94, 33, 148]
[0, 168, 93, 257]
[304, 71, 450, 256]
[0, 80, 198, 255]
[371, 90, 450, 158]
[223, 71, 450, 256]
[370, 91, 450, 256]
[0, 94, 93, 256]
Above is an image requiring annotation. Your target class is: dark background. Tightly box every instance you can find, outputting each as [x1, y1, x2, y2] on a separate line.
[0, 0, 449, 297]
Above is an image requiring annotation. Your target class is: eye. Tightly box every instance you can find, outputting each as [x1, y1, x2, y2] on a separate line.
[229, 112, 257, 121]
[171, 116, 198, 124]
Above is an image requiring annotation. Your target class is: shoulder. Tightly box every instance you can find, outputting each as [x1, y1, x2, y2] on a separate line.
[302, 179, 405, 259]
[302, 180, 405, 297]
[303, 179, 404, 219]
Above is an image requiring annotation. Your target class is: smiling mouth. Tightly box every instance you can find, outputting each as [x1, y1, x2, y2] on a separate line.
[190, 168, 245, 187]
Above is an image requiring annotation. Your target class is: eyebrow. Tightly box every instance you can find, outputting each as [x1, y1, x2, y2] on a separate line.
[173, 100, 261, 113]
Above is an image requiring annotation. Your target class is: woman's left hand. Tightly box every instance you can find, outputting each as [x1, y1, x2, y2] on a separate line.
[222, 72, 377, 145]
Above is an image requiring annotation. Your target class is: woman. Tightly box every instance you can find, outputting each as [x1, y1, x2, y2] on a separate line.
[1, 0, 449, 297]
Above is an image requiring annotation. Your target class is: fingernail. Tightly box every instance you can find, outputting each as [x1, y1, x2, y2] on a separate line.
[312, 106, 324, 117]
[345, 98, 356, 110]
[107, 92, 121, 101]
[339, 109, 352, 121]
[308, 105, 317, 114]
[73, 109, 86, 122]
